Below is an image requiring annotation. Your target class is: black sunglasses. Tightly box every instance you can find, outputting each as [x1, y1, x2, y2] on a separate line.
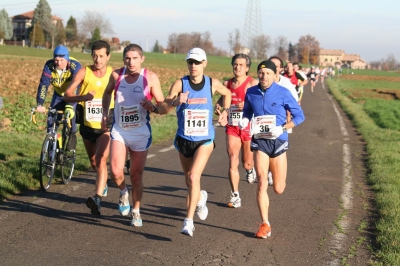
[54, 54, 66, 57]
[186, 59, 202, 65]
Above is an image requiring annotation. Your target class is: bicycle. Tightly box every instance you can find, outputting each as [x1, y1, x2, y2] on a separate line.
[31, 107, 76, 191]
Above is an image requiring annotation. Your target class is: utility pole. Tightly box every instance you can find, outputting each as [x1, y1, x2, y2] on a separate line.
[242, 0, 262, 55]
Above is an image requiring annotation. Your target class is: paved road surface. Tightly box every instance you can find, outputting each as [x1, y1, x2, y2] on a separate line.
[0, 81, 374, 265]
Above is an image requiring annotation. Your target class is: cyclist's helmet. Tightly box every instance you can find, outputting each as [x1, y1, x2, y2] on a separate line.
[53, 45, 69, 61]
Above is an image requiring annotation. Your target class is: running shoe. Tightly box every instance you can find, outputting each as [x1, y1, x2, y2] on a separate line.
[102, 184, 108, 197]
[255, 222, 272, 239]
[130, 211, 143, 227]
[181, 218, 195, 237]
[118, 189, 130, 216]
[246, 167, 256, 184]
[86, 196, 101, 215]
[196, 190, 208, 220]
[227, 192, 241, 208]
[268, 171, 273, 186]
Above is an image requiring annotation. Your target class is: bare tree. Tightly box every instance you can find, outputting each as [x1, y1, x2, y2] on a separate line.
[228, 28, 242, 55]
[166, 31, 216, 55]
[274, 35, 288, 61]
[249, 34, 271, 61]
[296, 34, 320, 65]
[78, 10, 114, 39]
[385, 53, 397, 70]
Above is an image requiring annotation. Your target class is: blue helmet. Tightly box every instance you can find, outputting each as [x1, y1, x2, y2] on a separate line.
[53, 45, 69, 61]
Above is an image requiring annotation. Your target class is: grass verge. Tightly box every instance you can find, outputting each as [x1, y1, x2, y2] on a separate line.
[327, 78, 400, 265]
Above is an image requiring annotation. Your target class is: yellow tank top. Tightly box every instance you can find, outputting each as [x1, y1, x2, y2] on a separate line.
[80, 66, 114, 129]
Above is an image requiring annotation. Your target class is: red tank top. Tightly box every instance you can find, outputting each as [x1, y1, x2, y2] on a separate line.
[227, 76, 253, 105]
[284, 72, 299, 86]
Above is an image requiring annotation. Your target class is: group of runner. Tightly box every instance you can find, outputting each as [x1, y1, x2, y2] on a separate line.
[36, 44, 305, 238]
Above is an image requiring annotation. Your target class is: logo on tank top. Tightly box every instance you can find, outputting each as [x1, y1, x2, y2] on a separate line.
[187, 98, 207, 104]
[133, 86, 143, 93]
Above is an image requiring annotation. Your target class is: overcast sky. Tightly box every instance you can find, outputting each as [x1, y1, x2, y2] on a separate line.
[4, 0, 399, 62]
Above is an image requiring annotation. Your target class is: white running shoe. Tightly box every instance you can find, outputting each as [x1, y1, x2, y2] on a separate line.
[118, 189, 131, 216]
[246, 167, 256, 184]
[130, 211, 143, 227]
[181, 218, 195, 237]
[268, 171, 273, 186]
[227, 192, 241, 208]
[196, 190, 208, 220]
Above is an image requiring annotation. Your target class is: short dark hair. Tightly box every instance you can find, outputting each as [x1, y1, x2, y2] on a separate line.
[91, 40, 110, 55]
[268, 56, 284, 69]
[123, 43, 143, 58]
[231, 53, 252, 75]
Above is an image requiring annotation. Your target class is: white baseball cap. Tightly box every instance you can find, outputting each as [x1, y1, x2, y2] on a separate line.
[185, 48, 207, 61]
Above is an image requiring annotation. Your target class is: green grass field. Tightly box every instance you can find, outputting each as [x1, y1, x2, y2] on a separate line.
[327, 73, 400, 265]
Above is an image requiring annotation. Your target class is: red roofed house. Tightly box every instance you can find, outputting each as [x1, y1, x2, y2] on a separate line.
[319, 49, 367, 69]
[10, 11, 62, 46]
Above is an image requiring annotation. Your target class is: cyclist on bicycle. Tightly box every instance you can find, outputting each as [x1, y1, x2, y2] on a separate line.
[36, 45, 82, 150]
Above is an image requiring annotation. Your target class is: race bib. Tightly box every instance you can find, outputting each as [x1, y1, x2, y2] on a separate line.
[184, 109, 209, 136]
[85, 99, 103, 122]
[119, 104, 141, 130]
[252, 115, 276, 139]
[228, 104, 243, 126]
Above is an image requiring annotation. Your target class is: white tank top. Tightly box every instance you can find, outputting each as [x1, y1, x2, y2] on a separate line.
[112, 68, 152, 136]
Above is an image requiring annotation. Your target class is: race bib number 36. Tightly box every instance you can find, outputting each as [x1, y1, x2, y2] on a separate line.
[119, 105, 141, 130]
[85, 99, 103, 122]
[252, 115, 276, 139]
[184, 109, 209, 136]
[228, 104, 243, 126]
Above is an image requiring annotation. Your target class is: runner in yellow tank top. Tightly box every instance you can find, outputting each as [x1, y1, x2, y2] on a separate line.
[64, 40, 114, 215]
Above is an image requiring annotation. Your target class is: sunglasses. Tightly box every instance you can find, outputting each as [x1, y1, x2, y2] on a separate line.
[186, 59, 202, 65]
[54, 54, 66, 57]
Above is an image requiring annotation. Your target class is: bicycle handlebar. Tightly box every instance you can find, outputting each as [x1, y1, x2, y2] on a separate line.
[30, 107, 71, 128]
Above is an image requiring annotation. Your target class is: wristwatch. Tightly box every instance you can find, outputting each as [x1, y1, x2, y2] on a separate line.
[282, 126, 287, 132]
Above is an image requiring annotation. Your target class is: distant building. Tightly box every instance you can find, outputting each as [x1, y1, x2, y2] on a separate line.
[10, 11, 62, 45]
[319, 49, 367, 69]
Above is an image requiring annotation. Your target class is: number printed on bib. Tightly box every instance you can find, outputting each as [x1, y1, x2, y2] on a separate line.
[228, 104, 243, 126]
[184, 109, 209, 136]
[85, 99, 103, 122]
[119, 104, 141, 130]
[252, 115, 276, 139]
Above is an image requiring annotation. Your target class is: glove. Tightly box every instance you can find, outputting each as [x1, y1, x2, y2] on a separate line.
[270, 126, 284, 138]
[295, 85, 300, 92]
[238, 118, 249, 130]
[65, 104, 75, 119]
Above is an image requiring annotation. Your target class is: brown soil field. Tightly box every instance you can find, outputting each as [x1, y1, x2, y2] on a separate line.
[0, 58, 229, 104]
[340, 74, 400, 82]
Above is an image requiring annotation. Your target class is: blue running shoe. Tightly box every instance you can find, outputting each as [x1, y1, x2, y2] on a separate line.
[118, 189, 130, 216]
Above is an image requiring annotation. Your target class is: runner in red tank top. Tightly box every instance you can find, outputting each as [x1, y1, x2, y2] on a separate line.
[215, 53, 258, 208]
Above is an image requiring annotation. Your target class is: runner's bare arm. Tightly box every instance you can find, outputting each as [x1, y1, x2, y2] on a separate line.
[140, 71, 165, 113]
[212, 78, 231, 126]
[157, 79, 182, 115]
[63, 68, 94, 102]
[101, 71, 118, 129]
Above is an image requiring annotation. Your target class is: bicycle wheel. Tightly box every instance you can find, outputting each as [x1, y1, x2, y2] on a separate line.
[61, 133, 75, 184]
[39, 135, 55, 191]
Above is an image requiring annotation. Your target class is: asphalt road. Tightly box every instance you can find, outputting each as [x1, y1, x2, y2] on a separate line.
[0, 80, 374, 265]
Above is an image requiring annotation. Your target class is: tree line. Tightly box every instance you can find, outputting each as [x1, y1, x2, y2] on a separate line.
[0, 0, 398, 69]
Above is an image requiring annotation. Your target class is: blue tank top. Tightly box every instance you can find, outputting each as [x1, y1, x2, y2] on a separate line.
[176, 75, 214, 141]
